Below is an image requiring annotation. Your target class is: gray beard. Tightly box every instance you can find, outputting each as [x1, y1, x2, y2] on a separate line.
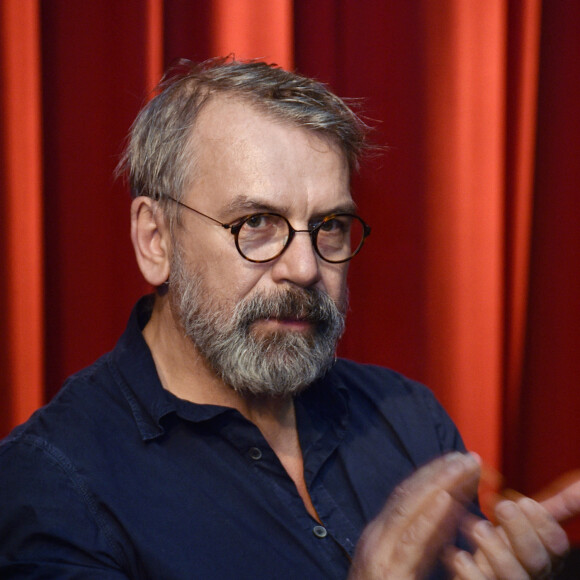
[168, 246, 346, 397]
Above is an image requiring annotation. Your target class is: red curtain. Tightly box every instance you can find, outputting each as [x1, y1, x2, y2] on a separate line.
[1, 0, 579, 540]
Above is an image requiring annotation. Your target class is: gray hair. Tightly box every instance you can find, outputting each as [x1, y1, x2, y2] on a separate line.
[117, 57, 370, 223]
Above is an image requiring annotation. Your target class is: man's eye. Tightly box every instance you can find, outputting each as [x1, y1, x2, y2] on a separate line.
[245, 215, 268, 228]
[319, 218, 344, 233]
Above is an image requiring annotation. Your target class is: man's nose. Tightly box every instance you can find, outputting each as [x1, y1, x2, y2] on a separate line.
[270, 231, 321, 288]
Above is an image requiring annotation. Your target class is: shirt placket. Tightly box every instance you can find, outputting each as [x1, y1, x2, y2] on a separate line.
[216, 411, 354, 577]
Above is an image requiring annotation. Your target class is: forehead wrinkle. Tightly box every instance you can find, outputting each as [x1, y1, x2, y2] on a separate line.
[190, 99, 353, 221]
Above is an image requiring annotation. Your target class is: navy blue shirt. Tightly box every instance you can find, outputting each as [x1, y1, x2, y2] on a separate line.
[0, 296, 470, 579]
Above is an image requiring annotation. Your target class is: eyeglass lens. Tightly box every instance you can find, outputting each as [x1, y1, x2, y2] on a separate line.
[236, 214, 366, 263]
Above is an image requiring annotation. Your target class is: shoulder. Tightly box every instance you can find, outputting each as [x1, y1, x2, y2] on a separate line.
[5, 351, 125, 447]
[0, 351, 135, 510]
[331, 358, 439, 404]
[329, 359, 467, 461]
[0, 351, 120, 505]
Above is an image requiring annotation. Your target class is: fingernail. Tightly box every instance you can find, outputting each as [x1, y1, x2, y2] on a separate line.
[474, 520, 495, 539]
[444, 452, 477, 475]
[496, 500, 519, 521]
[444, 454, 466, 474]
[517, 497, 539, 511]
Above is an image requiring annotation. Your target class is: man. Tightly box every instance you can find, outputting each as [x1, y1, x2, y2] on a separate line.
[0, 58, 575, 579]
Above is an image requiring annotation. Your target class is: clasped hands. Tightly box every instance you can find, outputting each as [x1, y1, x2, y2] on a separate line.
[349, 452, 579, 579]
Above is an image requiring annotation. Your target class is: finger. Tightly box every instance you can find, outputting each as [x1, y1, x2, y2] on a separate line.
[495, 500, 551, 577]
[540, 476, 580, 523]
[518, 497, 570, 558]
[460, 514, 500, 578]
[472, 547, 496, 578]
[444, 547, 488, 580]
[468, 519, 529, 580]
[379, 452, 480, 532]
[394, 452, 480, 500]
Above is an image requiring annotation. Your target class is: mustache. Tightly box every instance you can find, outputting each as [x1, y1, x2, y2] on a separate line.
[234, 287, 343, 327]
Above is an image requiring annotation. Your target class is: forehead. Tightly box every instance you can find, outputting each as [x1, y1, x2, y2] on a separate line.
[186, 96, 351, 215]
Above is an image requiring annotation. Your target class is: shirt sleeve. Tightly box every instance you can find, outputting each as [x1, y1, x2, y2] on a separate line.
[0, 434, 130, 579]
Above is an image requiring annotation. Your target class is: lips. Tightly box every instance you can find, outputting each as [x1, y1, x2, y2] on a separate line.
[252, 316, 314, 333]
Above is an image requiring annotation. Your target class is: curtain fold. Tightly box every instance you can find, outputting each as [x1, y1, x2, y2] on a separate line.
[502, 0, 542, 489]
[420, 0, 506, 468]
[146, 0, 165, 92]
[0, 0, 44, 430]
[211, 0, 293, 69]
[1, 0, 579, 541]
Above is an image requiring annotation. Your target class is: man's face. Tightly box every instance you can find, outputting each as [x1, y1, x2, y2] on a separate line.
[167, 96, 353, 396]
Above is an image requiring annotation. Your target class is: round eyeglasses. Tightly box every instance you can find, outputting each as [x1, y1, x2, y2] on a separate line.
[161, 195, 371, 263]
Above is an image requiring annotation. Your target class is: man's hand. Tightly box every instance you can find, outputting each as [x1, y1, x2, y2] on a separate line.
[446, 497, 570, 579]
[445, 472, 580, 579]
[348, 452, 480, 580]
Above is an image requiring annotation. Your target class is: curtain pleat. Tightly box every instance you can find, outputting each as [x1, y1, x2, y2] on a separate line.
[0, 0, 44, 430]
[502, 0, 542, 488]
[146, 0, 165, 92]
[421, 0, 505, 467]
[210, 0, 293, 69]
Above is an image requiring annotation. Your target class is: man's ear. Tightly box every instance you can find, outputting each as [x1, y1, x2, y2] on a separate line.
[131, 196, 171, 286]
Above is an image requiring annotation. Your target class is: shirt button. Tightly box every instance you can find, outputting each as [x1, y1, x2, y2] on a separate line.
[312, 525, 328, 538]
[248, 447, 262, 460]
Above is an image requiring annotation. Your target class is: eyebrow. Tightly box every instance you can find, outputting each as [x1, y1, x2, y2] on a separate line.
[224, 196, 286, 216]
[222, 195, 359, 221]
